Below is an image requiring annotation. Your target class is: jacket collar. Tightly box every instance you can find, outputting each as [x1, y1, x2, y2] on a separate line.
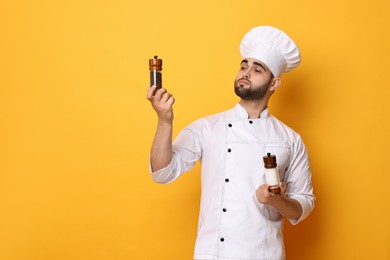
[234, 103, 269, 119]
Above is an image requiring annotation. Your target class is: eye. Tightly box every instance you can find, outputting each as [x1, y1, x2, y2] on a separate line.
[255, 67, 263, 73]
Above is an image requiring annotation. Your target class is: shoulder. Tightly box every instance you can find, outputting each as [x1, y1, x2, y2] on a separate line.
[267, 114, 303, 142]
[181, 108, 232, 138]
[190, 108, 232, 127]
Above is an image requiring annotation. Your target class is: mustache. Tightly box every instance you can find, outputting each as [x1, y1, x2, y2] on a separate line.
[237, 77, 251, 84]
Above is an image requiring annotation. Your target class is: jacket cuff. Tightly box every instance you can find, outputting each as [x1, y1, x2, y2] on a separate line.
[287, 195, 315, 225]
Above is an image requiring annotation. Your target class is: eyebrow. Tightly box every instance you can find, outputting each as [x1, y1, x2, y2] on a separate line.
[241, 59, 267, 71]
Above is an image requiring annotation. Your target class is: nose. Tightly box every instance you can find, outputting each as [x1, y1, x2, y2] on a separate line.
[242, 69, 250, 79]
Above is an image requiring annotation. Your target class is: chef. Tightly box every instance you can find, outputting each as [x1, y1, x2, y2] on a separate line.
[146, 25, 315, 260]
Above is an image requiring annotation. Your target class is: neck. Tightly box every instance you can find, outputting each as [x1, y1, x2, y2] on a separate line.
[239, 99, 269, 119]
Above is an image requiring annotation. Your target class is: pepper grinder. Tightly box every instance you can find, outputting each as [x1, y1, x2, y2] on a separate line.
[263, 153, 281, 194]
[149, 55, 162, 89]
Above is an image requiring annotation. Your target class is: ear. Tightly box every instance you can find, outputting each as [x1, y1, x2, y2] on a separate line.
[269, 78, 281, 91]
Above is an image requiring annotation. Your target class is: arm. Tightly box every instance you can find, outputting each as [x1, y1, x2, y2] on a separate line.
[256, 183, 302, 219]
[146, 85, 175, 172]
[256, 136, 315, 221]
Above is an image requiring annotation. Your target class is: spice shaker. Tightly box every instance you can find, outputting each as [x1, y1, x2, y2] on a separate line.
[263, 153, 281, 194]
[149, 55, 162, 89]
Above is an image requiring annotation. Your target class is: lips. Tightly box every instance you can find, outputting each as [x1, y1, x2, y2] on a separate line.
[238, 79, 250, 85]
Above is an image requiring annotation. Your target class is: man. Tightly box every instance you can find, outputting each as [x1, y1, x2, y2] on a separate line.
[146, 26, 315, 260]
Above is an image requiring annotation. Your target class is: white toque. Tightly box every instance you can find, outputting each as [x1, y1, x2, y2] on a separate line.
[240, 26, 301, 77]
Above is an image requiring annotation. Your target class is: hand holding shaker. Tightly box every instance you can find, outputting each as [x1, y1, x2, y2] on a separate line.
[263, 153, 281, 194]
[149, 55, 162, 90]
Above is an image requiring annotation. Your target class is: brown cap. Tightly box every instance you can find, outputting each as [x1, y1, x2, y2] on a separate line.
[263, 153, 277, 168]
[149, 55, 162, 71]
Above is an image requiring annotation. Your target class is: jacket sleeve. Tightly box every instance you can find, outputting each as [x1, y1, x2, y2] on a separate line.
[149, 119, 203, 184]
[284, 134, 315, 225]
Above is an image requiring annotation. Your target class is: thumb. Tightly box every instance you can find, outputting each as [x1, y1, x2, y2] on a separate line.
[280, 182, 287, 194]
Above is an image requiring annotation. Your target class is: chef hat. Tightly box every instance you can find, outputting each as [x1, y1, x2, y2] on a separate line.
[240, 26, 301, 77]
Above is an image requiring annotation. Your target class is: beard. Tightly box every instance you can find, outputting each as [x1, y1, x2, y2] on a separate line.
[234, 77, 272, 101]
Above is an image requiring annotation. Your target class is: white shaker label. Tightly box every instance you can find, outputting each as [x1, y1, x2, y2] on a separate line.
[265, 168, 280, 186]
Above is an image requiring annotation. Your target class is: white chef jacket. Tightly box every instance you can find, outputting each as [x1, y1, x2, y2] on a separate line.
[150, 104, 315, 260]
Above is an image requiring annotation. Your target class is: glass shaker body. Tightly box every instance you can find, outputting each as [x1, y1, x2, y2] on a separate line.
[263, 153, 281, 194]
[149, 56, 162, 89]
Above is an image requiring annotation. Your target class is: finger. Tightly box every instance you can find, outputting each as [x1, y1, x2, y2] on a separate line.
[256, 188, 263, 202]
[260, 184, 269, 192]
[161, 92, 172, 102]
[280, 182, 287, 194]
[154, 88, 167, 100]
[146, 85, 157, 100]
[170, 96, 175, 105]
[166, 95, 175, 105]
[261, 184, 272, 197]
[256, 187, 268, 204]
[257, 186, 265, 195]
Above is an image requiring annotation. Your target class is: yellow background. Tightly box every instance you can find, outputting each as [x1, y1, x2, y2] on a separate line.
[1, 0, 389, 259]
